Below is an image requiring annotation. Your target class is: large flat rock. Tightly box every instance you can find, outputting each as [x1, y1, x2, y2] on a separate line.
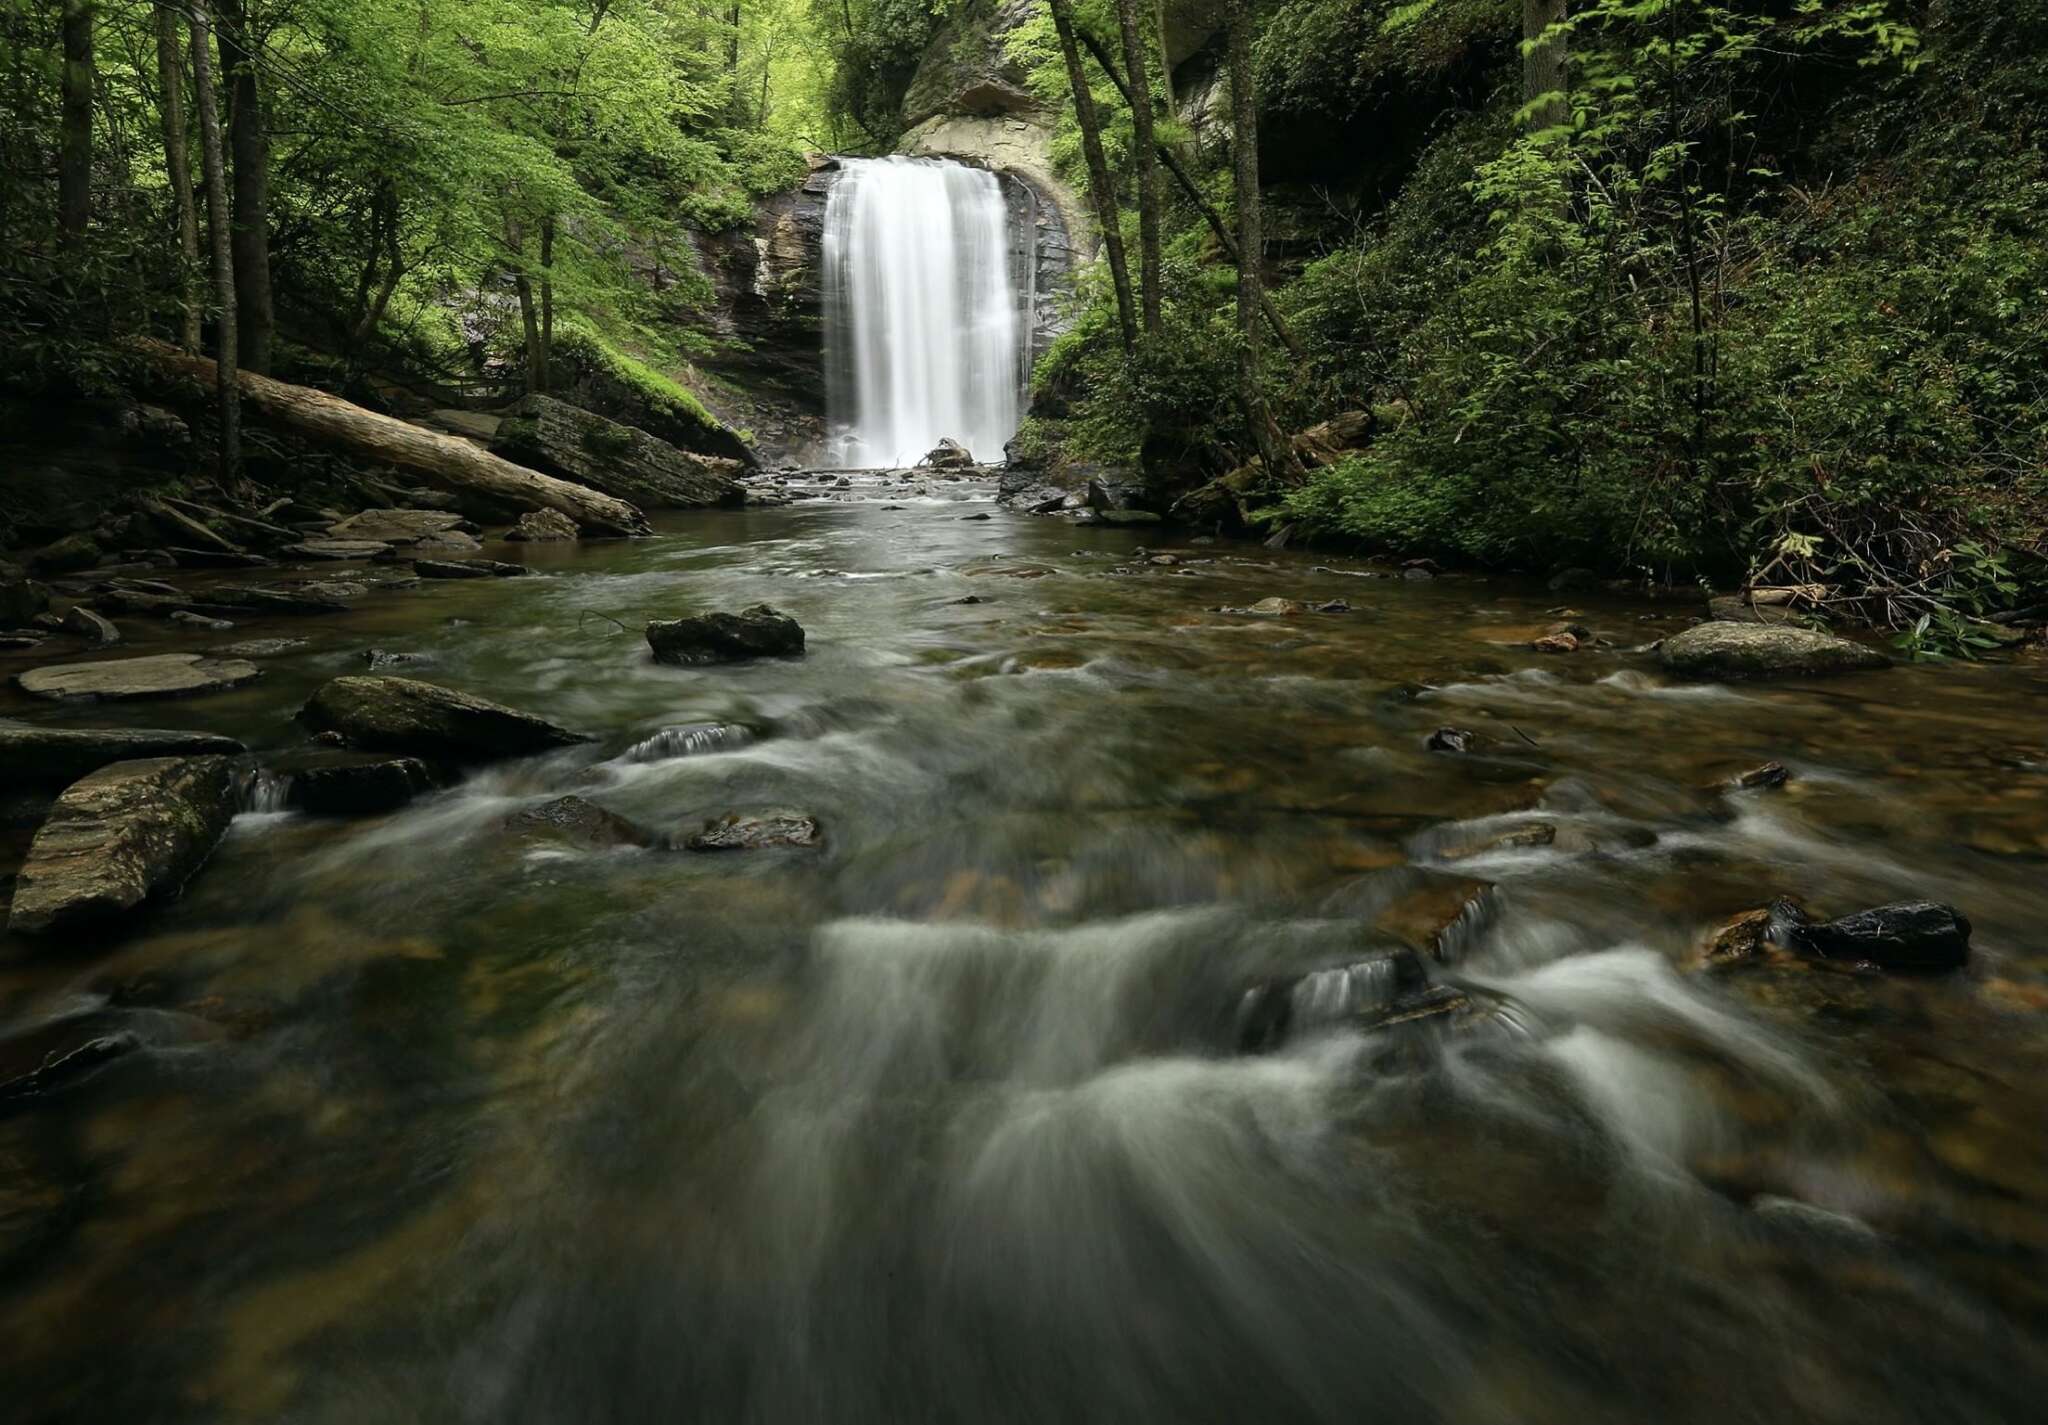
[0, 725, 246, 788]
[17, 653, 262, 702]
[326, 510, 480, 548]
[8, 755, 238, 936]
[299, 675, 590, 760]
[1660, 622, 1890, 680]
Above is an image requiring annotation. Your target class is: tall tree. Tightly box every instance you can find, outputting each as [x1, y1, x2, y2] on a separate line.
[187, 0, 240, 487]
[57, 0, 94, 245]
[1523, 0, 1568, 134]
[155, 3, 201, 350]
[214, 0, 272, 373]
[1111, 0, 1162, 337]
[1224, 0, 1293, 477]
[1047, 0, 1136, 357]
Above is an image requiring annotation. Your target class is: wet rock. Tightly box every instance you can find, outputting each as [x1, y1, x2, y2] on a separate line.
[1229, 597, 1307, 615]
[168, 547, 270, 570]
[288, 756, 438, 815]
[208, 638, 306, 658]
[184, 586, 350, 618]
[1661, 622, 1888, 679]
[27, 532, 100, 575]
[362, 648, 433, 671]
[1401, 566, 1435, 581]
[1694, 900, 1809, 970]
[8, 756, 238, 935]
[920, 438, 977, 470]
[284, 539, 391, 561]
[168, 610, 234, 632]
[506, 795, 663, 850]
[612, 722, 753, 762]
[0, 726, 244, 789]
[0, 1031, 140, 1100]
[1426, 726, 1475, 754]
[16, 653, 262, 701]
[1708, 595, 1824, 628]
[952, 595, 991, 606]
[684, 812, 821, 851]
[0, 633, 45, 651]
[960, 512, 993, 522]
[0, 578, 50, 626]
[1316, 599, 1352, 614]
[299, 675, 590, 760]
[60, 605, 119, 646]
[647, 604, 805, 665]
[1792, 901, 1971, 972]
[1236, 946, 1427, 1051]
[413, 559, 495, 580]
[1094, 508, 1161, 526]
[327, 509, 481, 547]
[1373, 874, 1500, 965]
[1531, 631, 1580, 653]
[1728, 761, 1791, 791]
[505, 508, 579, 542]
[1441, 822, 1556, 861]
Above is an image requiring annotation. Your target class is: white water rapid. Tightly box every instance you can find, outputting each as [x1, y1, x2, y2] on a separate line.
[823, 155, 1025, 467]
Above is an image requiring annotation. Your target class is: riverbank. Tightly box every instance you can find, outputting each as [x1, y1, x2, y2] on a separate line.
[3, 497, 2047, 1422]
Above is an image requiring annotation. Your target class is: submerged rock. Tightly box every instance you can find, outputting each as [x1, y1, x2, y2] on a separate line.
[505, 508, 579, 542]
[506, 795, 664, 850]
[288, 756, 438, 815]
[0, 726, 245, 789]
[413, 558, 529, 580]
[298, 675, 589, 760]
[208, 638, 307, 658]
[1235, 945, 1427, 1052]
[1728, 761, 1792, 791]
[1426, 727, 1475, 753]
[16, 653, 262, 702]
[646, 605, 805, 665]
[1694, 899, 1809, 970]
[0, 1031, 140, 1100]
[684, 812, 820, 851]
[1792, 900, 1971, 972]
[8, 756, 237, 936]
[1660, 622, 1888, 679]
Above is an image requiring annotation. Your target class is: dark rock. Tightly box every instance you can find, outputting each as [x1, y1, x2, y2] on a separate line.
[1441, 822, 1556, 860]
[506, 795, 663, 850]
[0, 634, 45, 651]
[1401, 566, 1435, 581]
[1662, 622, 1889, 679]
[30, 612, 63, 631]
[169, 610, 234, 632]
[60, 605, 120, 646]
[493, 394, 746, 509]
[27, 532, 100, 575]
[952, 595, 991, 605]
[961, 512, 993, 522]
[1426, 727, 1475, 753]
[505, 508, 579, 542]
[921, 438, 977, 470]
[0, 578, 49, 626]
[1694, 899, 1809, 970]
[209, 638, 306, 658]
[1235, 946, 1426, 1052]
[207, 586, 354, 617]
[1791, 901, 1971, 972]
[0, 1031, 140, 1100]
[288, 756, 438, 816]
[284, 539, 392, 561]
[16, 653, 262, 701]
[8, 755, 238, 935]
[412, 559, 492, 580]
[1729, 761, 1791, 791]
[169, 547, 270, 570]
[0, 725, 245, 789]
[299, 675, 589, 760]
[684, 812, 820, 851]
[362, 648, 433, 671]
[647, 604, 805, 665]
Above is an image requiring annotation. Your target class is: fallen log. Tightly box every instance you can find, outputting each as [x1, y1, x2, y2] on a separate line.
[131, 339, 651, 536]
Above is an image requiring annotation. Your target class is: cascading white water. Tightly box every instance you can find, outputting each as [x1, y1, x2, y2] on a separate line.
[823, 156, 1024, 467]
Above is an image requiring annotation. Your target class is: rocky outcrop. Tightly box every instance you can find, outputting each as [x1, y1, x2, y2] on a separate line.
[1660, 622, 1890, 679]
[298, 676, 590, 760]
[8, 756, 238, 936]
[491, 395, 744, 510]
[646, 605, 805, 665]
[17, 653, 263, 702]
[505, 508, 579, 542]
[0, 725, 245, 788]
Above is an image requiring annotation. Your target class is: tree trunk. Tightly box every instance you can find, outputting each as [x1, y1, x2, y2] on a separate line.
[539, 214, 554, 394]
[1522, 0, 1568, 135]
[155, 4, 201, 350]
[1046, 0, 1136, 357]
[58, 0, 94, 246]
[187, 0, 240, 488]
[215, 0, 273, 373]
[507, 216, 544, 396]
[348, 180, 403, 355]
[1113, 0, 1162, 337]
[1079, 30, 1299, 358]
[1225, 0, 1294, 478]
[132, 341, 654, 535]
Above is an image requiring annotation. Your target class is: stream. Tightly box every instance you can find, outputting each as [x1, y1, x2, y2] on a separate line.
[4, 491, 2047, 1423]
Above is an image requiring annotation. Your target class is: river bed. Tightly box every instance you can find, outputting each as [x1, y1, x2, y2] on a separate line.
[4, 499, 2047, 1423]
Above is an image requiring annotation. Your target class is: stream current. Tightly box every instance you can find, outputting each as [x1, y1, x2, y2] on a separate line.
[4, 488, 2047, 1423]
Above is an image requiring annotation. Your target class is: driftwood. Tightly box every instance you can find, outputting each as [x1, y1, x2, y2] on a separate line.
[158, 493, 298, 542]
[132, 340, 651, 536]
[137, 495, 240, 552]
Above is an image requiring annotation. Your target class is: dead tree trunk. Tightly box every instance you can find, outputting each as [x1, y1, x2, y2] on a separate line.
[132, 341, 653, 535]
[1047, 0, 1136, 357]
[215, 0, 273, 373]
[155, 3, 201, 350]
[187, 0, 240, 488]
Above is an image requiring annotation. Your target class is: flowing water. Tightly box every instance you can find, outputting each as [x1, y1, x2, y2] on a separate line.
[823, 157, 1024, 466]
[4, 494, 2048, 1424]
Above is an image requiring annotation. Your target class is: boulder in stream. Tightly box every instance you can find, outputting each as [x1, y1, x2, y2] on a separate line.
[298, 675, 590, 760]
[16, 653, 262, 702]
[60, 605, 120, 647]
[920, 438, 977, 470]
[0, 725, 245, 789]
[288, 756, 439, 815]
[1660, 622, 1889, 679]
[8, 755, 238, 936]
[326, 509, 481, 547]
[684, 812, 820, 851]
[647, 605, 805, 665]
[505, 508, 579, 542]
[1792, 900, 1972, 972]
[506, 795, 664, 851]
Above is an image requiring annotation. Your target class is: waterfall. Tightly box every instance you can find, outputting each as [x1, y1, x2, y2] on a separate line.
[823, 156, 1024, 468]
